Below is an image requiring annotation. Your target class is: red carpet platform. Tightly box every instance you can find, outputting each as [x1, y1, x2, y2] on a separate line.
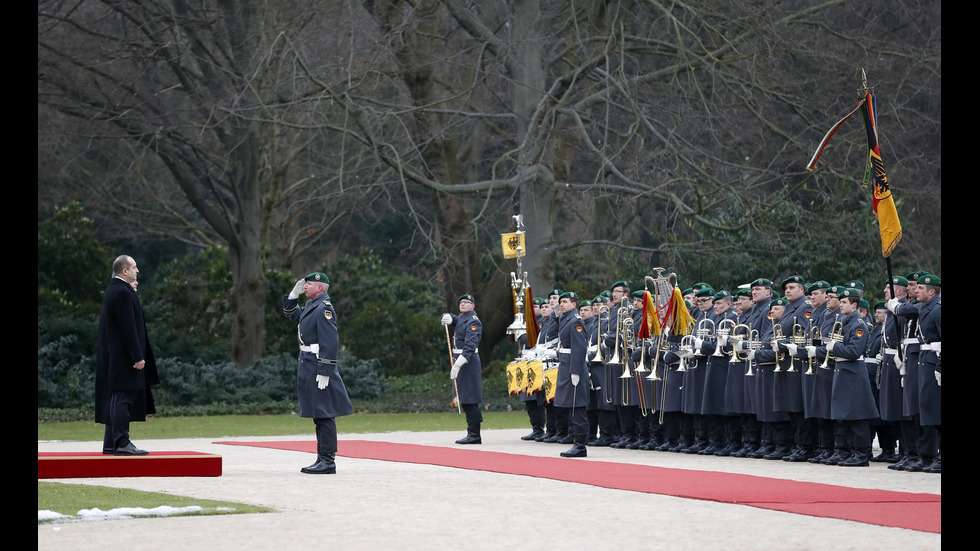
[38, 451, 222, 479]
[217, 439, 940, 534]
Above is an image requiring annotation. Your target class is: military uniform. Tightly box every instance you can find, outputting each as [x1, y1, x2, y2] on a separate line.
[555, 293, 590, 457]
[447, 296, 484, 444]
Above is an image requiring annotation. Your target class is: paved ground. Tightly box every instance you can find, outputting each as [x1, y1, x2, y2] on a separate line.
[38, 430, 941, 550]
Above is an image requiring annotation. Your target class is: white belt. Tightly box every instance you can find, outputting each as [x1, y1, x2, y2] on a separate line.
[558, 347, 572, 354]
[902, 338, 918, 345]
[921, 342, 941, 351]
[300, 344, 320, 354]
[543, 338, 559, 347]
[452, 348, 464, 354]
[883, 348, 898, 355]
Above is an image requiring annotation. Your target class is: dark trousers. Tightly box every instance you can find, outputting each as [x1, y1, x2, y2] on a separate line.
[314, 417, 338, 458]
[103, 389, 139, 451]
[462, 403, 483, 436]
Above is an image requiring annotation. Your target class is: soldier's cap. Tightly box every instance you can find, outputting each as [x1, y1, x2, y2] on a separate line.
[839, 288, 861, 299]
[692, 282, 711, 291]
[713, 290, 732, 302]
[919, 274, 941, 287]
[905, 271, 925, 281]
[533, 297, 545, 305]
[559, 291, 579, 302]
[610, 280, 629, 292]
[889, 276, 909, 287]
[579, 299, 592, 307]
[750, 278, 772, 288]
[845, 280, 864, 290]
[684, 300, 694, 311]
[599, 290, 612, 298]
[771, 290, 781, 300]
[875, 301, 887, 310]
[458, 294, 476, 303]
[770, 297, 788, 307]
[807, 280, 831, 293]
[548, 288, 563, 297]
[734, 288, 752, 298]
[827, 285, 844, 297]
[631, 289, 646, 299]
[593, 295, 608, 303]
[859, 299, 870, 310]
[781, 275, 806, 288]
[694, 287, 715, 298]
[304, 272, 329, 283]
[682, 288, 694, 296]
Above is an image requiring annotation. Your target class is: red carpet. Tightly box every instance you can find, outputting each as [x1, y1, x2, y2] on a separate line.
[217, 439, 940, 534]
[38, 452, 222, 479]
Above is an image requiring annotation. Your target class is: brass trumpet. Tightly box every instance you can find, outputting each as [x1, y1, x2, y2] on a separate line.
[804, 324, 821, 375]
[789, 320, 806, 373]
[820, 317, 844, 370]
[714, 319, 736, 357]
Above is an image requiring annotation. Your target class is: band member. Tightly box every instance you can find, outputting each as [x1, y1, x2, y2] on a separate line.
[773, 275, 814, 462]
[442, 294, 484, 444]
[555, 292, 590, 457]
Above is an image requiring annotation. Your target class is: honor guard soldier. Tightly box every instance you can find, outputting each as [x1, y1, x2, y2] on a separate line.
[442, 294, 484, 444]
[283, 272, 353, 474]
[555, 292, 590, 457]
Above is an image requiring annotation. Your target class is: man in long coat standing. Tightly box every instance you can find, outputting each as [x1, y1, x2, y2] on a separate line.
[95, 255, 159, 455]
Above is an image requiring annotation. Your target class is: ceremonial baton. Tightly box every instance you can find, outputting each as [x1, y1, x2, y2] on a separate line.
[445, 324, 462, 414]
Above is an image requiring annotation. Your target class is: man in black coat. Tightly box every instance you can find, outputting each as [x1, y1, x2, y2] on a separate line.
[95, 255, 159, 456]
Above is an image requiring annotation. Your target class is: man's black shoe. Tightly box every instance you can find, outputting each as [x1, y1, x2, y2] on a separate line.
[521, 430, 545, 441]
[455, 434, 482, 445]
[560, 444, 588, 458]
[301, 458, 337, 474]
[113, 443, 149, 456]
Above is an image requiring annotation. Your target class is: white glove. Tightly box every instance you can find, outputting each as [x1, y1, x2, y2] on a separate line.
[771, 341, 780, 354]
[451, 355, 467, 379]
[786, 343, 799, 357]
[735, 341, 748, 353]
[693, 337, 704, 350]
[885, 298, 899, 313]
[289, 279, 305, 299]
[933, 342, 941, 357]
[677, 348, 694, 359]
[571, 374, 580, 386]
[747, 350, 756, 361]
[316, 375, 330, 389]
[441, 313, 453, 325]
[717, 335, 729, 347]
[805, 345, 817, 359]
[542, 348, 558, 360]
[826, 340, 836, 353]
[935, 370, 941, 387]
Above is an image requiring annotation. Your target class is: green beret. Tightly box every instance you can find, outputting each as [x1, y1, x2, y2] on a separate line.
[695, 287, 715, 298]
[593, 295, 608, 303]
[839, 288, 861, 299]
[770, 297, 788, 307]
[808, 281, 831, 293]
[889, 276, 909, 287]
[827, 285, 844, 296]
[844, 280, 864, 290]
[610, 280, 629, 292]
[580, 299, 592, 307]
[750, 278, 772, 288]
[533, 297, 545, 305]
[859, 299, 870, 309]
[735, 288, 752, 298]
[682, 288, 694, 296]
[548, 288, 563, 297]
[458, 294, 475, 303]
[875, 301, 887, 310]
[771, 290, 781, 299]
[781, 275, 806, 288]
[630, 290, 645, 299]
[305, 272, 329, 283]
[919, 274, 941, 286]
[713, 290, 732, 302]
[600, 290, 612, 298]
[905, 271, 926, 281]
[692, 282, 711, 291]
[560, 291, 579, 302]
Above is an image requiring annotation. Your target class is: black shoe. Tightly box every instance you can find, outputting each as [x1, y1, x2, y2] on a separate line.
[808, 449, 831, 464]
[301, 457, 337, 474]
[783, 448, 814, 462]
[713, 443, 736, 457]
[764, 446, 791, 460]
[627, 438, 648, 450]
[558, 434, 575, 445]
[521, 430, 545, 441]
[455, 434, 482, 445]
[113, 443, 149, 456]
[560, 444, 588, 458]
[748, 445, 773, 459]
[904, 458, 927, 472]
[611, 437, 635, 449]
[871, 449, 898, 463]
[102, 448, 114, 455]
[821, 451, 845, 465]
[888, 456, 911, 470]
[923, 456, 941, 474]
[589, 436, 615, 447]
[732, 443, 755, 458]
[839, 453, 870, 467]
[699, 444, 722, 456]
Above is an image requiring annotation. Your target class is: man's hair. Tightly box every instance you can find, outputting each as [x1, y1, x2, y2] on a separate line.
[112, 255, 132, 276]
[841, 296, 860, 306]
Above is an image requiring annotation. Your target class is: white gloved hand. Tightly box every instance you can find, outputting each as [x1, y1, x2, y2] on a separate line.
[735, 341, 748, 353]
[571, 374, 580, 386]
[451, 355, 468, 379]
[542, 348, 558, 360]
[786, 343, 799, 357]
[885, 298, 899, 313]
[747, 350, 756, 361]
[935, 370, 941, 387]
[289, 279, 306, 299]
[693, 337, 704, 350]
[826, 340, 836, 353]
[805, 345, 817, 359]
[717, 335, 729, 347]
[933, 342, 941, 358]
[316, 374, 330, 389]
[677, 348, 694, 359]
[441, 313, 453, 325]
[771, 341, 780, 354]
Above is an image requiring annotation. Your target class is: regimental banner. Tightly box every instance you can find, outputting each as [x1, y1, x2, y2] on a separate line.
[501, 232, 526, 259]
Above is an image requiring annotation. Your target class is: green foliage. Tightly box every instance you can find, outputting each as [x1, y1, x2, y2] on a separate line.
[331, 248, 445, 377]
[37, 202, 111, 313]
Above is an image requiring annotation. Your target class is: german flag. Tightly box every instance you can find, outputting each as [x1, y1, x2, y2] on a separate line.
[862, 92, 902, 257]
